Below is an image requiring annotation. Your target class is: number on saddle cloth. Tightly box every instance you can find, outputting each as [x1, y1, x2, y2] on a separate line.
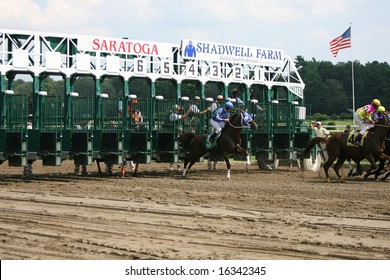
[346, 131, 366, 147]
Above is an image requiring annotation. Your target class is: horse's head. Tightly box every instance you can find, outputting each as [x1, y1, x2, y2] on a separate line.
[373, 110, 390, 126]
[239, 110, 258, 130]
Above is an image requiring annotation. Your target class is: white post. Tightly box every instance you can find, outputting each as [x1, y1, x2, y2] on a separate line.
[350, 23, 356, 125]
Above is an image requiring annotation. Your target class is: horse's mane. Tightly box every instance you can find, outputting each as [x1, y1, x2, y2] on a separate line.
[229, 113, 239, 120]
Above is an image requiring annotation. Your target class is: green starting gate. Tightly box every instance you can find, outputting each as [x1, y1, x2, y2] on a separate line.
[39, 94, 64, 166]
[4, 93, 30, 166]
[153, 97, 179, 163]
[124, 96, 152, 164]
[0, 29, 310, 172]
[70, 96, 94, 166]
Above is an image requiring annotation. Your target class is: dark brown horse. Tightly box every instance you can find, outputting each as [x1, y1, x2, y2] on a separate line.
[364, 130, 390, 180]
[180, 111, 257, 180]
[303, 112, 390, 182]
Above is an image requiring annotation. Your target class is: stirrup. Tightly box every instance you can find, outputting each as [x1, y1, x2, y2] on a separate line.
[354, 141, 362, 147]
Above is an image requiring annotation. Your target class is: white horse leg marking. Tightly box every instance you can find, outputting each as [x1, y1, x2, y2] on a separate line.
[227, 169, 231, 180]
[182, 168, 187, 177]
[246, 155, 251, 167]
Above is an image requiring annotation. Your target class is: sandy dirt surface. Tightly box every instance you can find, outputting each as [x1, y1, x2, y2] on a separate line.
[0, 159, 390, 260]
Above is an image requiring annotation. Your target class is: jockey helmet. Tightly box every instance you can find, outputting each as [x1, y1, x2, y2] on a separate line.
[372, 99, 381, 106]
[225, 102, 234, 109]
[216, 95, 224, 101]
[376, 106, 386, 112]
[316, 121, 322, 126]
[194, 96, 201, 101]
[172, 104, 181, 111]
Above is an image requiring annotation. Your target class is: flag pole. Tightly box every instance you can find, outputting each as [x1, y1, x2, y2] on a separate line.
[350, 23, 356, 125]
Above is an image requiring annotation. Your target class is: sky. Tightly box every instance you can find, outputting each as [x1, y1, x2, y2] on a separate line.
[0, 0, 389, 64]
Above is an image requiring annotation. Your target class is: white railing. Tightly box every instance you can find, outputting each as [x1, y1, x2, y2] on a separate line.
[324, 125, 358, 133]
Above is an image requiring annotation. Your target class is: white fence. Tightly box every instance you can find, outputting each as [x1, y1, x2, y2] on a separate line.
[324, 125, 358, 133]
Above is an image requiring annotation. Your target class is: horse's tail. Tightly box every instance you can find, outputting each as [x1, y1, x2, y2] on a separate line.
[300, 137, 326, 159]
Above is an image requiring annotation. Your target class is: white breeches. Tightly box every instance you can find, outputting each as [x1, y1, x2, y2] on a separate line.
[210, 119, 225, 134]
[354, 113, 373, 135]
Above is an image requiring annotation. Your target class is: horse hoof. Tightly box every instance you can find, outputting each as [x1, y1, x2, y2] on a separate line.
[326, 178, 331, 183]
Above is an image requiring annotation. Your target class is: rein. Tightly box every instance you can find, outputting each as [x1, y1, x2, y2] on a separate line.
[227, 114, 251, 129]
[373, 123, 390, 128]
[227, 120, 248, 129]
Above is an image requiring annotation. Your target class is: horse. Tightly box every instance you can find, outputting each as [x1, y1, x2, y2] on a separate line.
[364, 130, 390, 181]
[302, 112, 390, 182]
[180, 111, 257, 180]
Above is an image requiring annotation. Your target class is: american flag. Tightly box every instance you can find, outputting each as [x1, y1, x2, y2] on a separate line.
[329, 27, 351, 57]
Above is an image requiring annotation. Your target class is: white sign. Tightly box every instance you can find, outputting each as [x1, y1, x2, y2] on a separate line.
[181, 39, 285, 67]
[78, 36, 174, 57]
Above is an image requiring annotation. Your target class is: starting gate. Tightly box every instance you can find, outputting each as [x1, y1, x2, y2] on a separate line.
[0, 29, 311, 172]
[3, 93, 30, 166]
[70, 95, 94, 167]
[39, 93, 64, 166]
[153, 96, 179, 163]
[124, 96, 152, 164]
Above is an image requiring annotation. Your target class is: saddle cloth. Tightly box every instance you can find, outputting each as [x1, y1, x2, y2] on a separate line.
[346, 131, 367, 147]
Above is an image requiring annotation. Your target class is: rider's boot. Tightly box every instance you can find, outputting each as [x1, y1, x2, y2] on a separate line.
[354, 133, 363, 146]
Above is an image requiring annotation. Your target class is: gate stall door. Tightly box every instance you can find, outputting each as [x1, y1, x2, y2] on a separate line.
[100, 96, 123, 166]
[70, 96, 94, 166]
[39, 93, 64, 166]
[251, 100, 274, 166]
[153, 97, 179, 163]
[125, 96, 152, 164]
[5, 93, 30, 166]
[271, 102, 294, 163]
[180, 96, 206, 134]
[0, 90, 15, 163]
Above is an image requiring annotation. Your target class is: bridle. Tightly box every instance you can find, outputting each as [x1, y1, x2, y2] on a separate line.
[227, 112, 254, 129]
[373, 111, 390, 128]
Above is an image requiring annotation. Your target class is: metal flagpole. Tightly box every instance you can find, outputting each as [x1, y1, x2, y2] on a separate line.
[350, 23, 356, 125]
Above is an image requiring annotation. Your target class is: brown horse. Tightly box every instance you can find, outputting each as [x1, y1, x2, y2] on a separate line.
[180, 111, 257, 180]
[303, 112, 390, 182]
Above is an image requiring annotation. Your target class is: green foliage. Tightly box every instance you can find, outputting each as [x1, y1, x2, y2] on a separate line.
[311, 113, 329, 121]
[296, 57, 390, 116]
[339, 112, 352, 120]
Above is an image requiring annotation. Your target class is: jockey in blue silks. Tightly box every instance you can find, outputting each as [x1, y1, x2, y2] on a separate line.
[205, 101, 234, 149]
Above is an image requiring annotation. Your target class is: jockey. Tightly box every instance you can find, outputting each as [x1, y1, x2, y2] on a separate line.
[205, 101, 234, 149]
[210, 95, 224, 113]
[353, 99, 382, 146]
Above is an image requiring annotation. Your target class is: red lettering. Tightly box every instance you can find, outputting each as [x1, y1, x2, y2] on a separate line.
[92, 39, 100, 51]
[109, 40, 116, 52]
[142, 44, 149, 55]
[101, 40, 108, 51]
[118, 41, 126, 53]
[133, 43, 141, 54]
[89, 39, 160, 56]
[151, 44, 158, 55]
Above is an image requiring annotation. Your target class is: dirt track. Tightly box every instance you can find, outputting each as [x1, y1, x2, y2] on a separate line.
[0, 160, 390, 260]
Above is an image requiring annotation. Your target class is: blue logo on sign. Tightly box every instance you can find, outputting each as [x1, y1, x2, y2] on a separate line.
[184, 40, 196, 58]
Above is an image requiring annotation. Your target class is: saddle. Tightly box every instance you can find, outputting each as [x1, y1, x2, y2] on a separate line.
[346, 131, 367, 147]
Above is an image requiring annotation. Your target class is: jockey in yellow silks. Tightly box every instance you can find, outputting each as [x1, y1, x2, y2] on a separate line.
[353, 99, 382, 146]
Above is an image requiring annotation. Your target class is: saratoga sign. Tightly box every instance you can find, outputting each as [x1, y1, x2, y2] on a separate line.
[181, 39, 285, 67]
[78, 36, 173, 57]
